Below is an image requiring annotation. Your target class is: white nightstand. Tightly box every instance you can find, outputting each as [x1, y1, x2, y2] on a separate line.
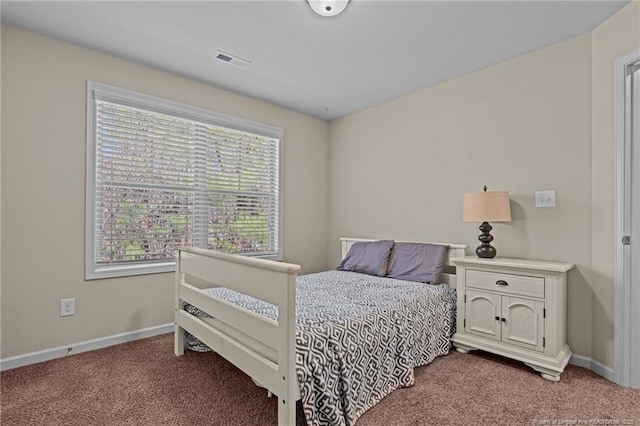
[451, 256, 575, 381]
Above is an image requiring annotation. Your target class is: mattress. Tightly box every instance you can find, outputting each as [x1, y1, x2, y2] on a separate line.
[184, 270, 456, 426]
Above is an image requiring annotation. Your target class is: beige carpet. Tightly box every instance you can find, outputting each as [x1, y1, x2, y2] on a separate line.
[1, 333, 638, 425]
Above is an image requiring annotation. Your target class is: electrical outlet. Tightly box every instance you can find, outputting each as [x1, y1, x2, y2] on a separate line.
[535, 190, 556, 208]
[60, 298, 75, 317]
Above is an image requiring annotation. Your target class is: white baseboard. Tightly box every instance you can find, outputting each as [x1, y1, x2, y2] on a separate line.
[570, 354, 615, 382]
[0, 323, 173, 371]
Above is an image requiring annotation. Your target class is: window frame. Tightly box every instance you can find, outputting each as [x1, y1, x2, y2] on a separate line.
[85, 81, 283, 280]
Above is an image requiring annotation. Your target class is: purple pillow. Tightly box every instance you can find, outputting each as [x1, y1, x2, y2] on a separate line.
[337, 240, 395, 277]
[386, 242, 449, 284]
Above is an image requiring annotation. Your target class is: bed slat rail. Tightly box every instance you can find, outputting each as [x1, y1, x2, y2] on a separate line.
[199, 315, 278, 363]
[180, 282, 279, 350]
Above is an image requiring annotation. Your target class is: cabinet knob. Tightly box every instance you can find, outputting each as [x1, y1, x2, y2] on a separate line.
[496, 280, 509, 286]
[501, 318, 506, 322]
[495, 316, 500, 321]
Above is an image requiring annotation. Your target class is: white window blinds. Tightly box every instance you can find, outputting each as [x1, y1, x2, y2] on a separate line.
[86, 82, 282, 279]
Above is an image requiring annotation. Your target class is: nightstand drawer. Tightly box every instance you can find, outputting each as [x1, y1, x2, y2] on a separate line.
[466, 269, 544, 298]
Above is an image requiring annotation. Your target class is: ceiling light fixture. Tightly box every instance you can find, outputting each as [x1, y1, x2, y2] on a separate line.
[308, 0, 350, 17]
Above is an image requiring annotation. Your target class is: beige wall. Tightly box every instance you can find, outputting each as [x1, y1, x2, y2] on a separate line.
[591, 2, 640, 367]
[329, 34, 595, 358]
[0, 25, 330, 358]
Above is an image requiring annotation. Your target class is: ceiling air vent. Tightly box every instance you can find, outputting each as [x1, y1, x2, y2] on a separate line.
[214, 50, 250, 68]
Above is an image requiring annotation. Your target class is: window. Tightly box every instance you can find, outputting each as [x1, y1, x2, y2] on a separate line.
[86, 82, 282, 279]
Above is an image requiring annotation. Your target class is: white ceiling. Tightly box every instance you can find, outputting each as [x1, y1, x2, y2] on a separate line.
[1, 0, 628, 120]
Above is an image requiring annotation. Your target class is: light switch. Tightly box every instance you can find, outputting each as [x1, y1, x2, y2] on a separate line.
[535, 190, 556, 208]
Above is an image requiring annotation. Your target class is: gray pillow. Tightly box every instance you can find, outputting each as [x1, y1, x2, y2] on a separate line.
[337, 240, 395, 277]
[386, 242, 449, 284]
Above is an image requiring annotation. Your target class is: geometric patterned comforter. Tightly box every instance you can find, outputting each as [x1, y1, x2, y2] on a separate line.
[184, 270, 456, 426]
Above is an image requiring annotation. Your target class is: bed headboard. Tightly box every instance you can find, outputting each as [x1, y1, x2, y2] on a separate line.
[339, 237, 467, 288]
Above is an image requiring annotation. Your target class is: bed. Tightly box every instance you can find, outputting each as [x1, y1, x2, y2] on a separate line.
[174, 237, 467, 425]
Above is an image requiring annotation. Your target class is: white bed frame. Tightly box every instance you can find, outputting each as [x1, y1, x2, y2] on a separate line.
[174, 238, 467, 425]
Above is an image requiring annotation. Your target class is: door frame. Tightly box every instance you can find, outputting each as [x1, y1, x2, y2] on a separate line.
[614, 47, 640, 388]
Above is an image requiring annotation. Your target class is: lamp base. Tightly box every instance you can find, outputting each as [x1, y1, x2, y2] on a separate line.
[475, 221, 497, 259]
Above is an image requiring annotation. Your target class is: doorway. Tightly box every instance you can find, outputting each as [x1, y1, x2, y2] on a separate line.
[614, 48, 640, 388]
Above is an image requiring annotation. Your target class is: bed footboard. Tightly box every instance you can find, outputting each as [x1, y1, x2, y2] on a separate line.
[174, 247, 301, 425]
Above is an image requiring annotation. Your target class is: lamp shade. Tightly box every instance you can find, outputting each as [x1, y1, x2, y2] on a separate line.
[463, 191, 512, 223]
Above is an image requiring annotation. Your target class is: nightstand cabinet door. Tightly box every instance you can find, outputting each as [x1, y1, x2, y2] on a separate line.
[502, 296, 545, 352]
[465, 290, 501, 341]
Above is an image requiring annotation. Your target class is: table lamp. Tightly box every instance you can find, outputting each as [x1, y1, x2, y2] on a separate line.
[463, 186, 512, 258]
